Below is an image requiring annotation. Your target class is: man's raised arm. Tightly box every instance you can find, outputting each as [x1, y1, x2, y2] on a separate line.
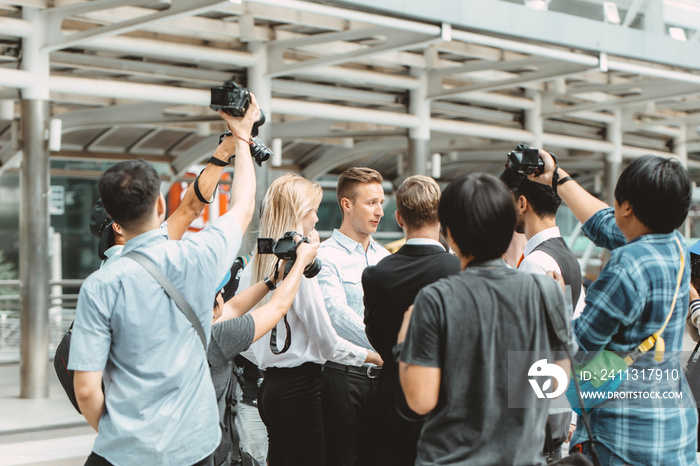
[218, 95, 260, 233]
[166, 136, 237, 240]
[529, 149, 608, 225]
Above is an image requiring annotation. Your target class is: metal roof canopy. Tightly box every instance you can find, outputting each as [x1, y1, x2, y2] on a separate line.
[0, 0, 695, 185]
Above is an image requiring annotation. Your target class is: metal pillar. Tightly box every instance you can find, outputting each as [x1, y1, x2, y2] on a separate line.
[674, 124, 690, 238]
[19, 8, 50, 398]
[407, 68, 429, 176]
[525, 90, 543, 149]
[19, 99, 50, 398]
[242, 41, 271, 254]
[604, 109, 622, 206]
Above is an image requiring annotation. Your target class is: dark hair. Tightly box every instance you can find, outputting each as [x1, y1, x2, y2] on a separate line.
[614, 155, 691, 233]
[439, 173, 516, 262]
[516, 178, 561, 218]
[98, 160, 161, 229]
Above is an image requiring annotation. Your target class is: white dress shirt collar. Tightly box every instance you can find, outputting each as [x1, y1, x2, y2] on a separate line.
[405, 238, 445, 251]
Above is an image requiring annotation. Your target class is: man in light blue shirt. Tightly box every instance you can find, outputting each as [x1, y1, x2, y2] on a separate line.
[317, 167, 390, 466]
[68, 102, 259, 466]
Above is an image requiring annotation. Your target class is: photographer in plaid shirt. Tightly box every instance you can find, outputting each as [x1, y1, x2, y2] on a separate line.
[530, 152, 697, 465]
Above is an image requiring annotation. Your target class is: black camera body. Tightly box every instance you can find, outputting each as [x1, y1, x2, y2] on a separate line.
[211, 80, 273, 166]
[507, 143, 544, 176]
[501, 143, 545, 190]
[258, 231, 322, 279]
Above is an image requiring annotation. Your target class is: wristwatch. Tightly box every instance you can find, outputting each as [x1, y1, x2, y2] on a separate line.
[263, 276, 276, 291]
[558, 175, 574, 186]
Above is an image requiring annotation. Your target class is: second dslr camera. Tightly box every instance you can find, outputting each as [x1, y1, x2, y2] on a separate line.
[210, 80, 273, 166]
[257, 231, 322, 279]
[501, 143, 545, 189]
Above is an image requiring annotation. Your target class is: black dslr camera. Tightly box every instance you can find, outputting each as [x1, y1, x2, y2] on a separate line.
[507, 143, 544, 176]
[257, 231, 322, 279]
[210, 80, 273, 166]
[500, 143, 555, 190]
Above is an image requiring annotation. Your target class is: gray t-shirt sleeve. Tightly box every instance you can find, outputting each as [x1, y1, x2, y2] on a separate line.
[210, 313, 256, 361]
[399, 287, 442, 368]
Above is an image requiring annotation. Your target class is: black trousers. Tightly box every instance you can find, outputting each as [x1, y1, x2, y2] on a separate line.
[258, 362, 324, 466]
[364, 370, 423, 466]
[321, 364, 379, 466]
[85, 451, 216, 466]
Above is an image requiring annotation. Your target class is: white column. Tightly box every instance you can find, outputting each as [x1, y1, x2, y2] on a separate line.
[408, 68, 429, 175]
[604, 109, 622, 206]
[242, 42, 272, 255]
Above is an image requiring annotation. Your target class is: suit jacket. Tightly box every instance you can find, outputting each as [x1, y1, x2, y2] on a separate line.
[363, 243, 461, 369]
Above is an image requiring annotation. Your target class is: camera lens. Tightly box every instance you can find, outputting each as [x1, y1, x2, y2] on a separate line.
[302, 259, 322, 279]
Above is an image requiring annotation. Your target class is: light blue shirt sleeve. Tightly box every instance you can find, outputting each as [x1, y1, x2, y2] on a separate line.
[68, 279, 112, 372]
[316, 256, 374, 351]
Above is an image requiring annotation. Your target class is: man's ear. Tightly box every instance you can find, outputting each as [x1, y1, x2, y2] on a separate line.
[518, 195, 528, 214]
[156, 194, 166, 217]
[619, 200, 634, 219]
[444, 227, 460, 256]
[111, 222, 123, 237]
[395, 210, 405, 229]
[340, 197, 352, 215]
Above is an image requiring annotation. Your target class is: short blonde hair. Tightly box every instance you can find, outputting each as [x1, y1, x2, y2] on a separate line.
[336, 167, 383, 206]
[252, 174, 323, 298]
[396, 175, 441, 230]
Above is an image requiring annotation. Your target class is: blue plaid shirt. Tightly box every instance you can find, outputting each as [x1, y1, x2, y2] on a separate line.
[571, 208, 697, 464]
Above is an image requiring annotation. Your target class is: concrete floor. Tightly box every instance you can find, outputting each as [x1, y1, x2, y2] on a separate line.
[0, 364, 94, 465]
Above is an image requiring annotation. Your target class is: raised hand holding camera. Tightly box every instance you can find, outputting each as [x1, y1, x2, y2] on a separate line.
[211, 81, 273, 166]
[501, 143, 560, 192]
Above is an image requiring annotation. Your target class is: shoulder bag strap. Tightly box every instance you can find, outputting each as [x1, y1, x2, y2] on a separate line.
[124, 251, 207, 351]
[624, 236, 685, 365]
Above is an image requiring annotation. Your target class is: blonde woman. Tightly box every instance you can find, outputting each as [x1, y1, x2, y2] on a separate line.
[239, 174, 382, 466]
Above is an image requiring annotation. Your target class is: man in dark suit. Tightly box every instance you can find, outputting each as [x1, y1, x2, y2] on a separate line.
[362, 175, 460, 466]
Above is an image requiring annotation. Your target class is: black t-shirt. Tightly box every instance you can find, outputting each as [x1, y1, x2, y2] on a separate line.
[400, 259, 571, 466]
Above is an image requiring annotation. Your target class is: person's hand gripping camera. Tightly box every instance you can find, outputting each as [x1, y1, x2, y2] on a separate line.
[526, 149, 561, 188]
[292, 233, 320, 278]
[217, 92, 261, 146]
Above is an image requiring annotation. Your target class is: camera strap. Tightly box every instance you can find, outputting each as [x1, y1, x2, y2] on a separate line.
[270, 316, 292, 355]
[269, 258, 292, 355]
[549, 152, 561, 196]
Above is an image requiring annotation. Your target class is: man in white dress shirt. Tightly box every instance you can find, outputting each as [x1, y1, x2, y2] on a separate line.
[317, 167, 390, 466]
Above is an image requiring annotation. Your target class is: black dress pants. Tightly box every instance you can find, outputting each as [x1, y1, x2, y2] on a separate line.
[84, 451, 216, 466]
[321, 364, 379, 466]
[258, 362, 324, 466]
[364, 369, 423, 466]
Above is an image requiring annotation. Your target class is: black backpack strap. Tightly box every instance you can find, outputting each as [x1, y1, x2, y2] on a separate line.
[532, 274, 571, 348]
[225, 365, 243, 463]
[533, 274, 601, 466]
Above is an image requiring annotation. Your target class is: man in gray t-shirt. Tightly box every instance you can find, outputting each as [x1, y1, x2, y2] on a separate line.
[397, 173, 573, 466]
